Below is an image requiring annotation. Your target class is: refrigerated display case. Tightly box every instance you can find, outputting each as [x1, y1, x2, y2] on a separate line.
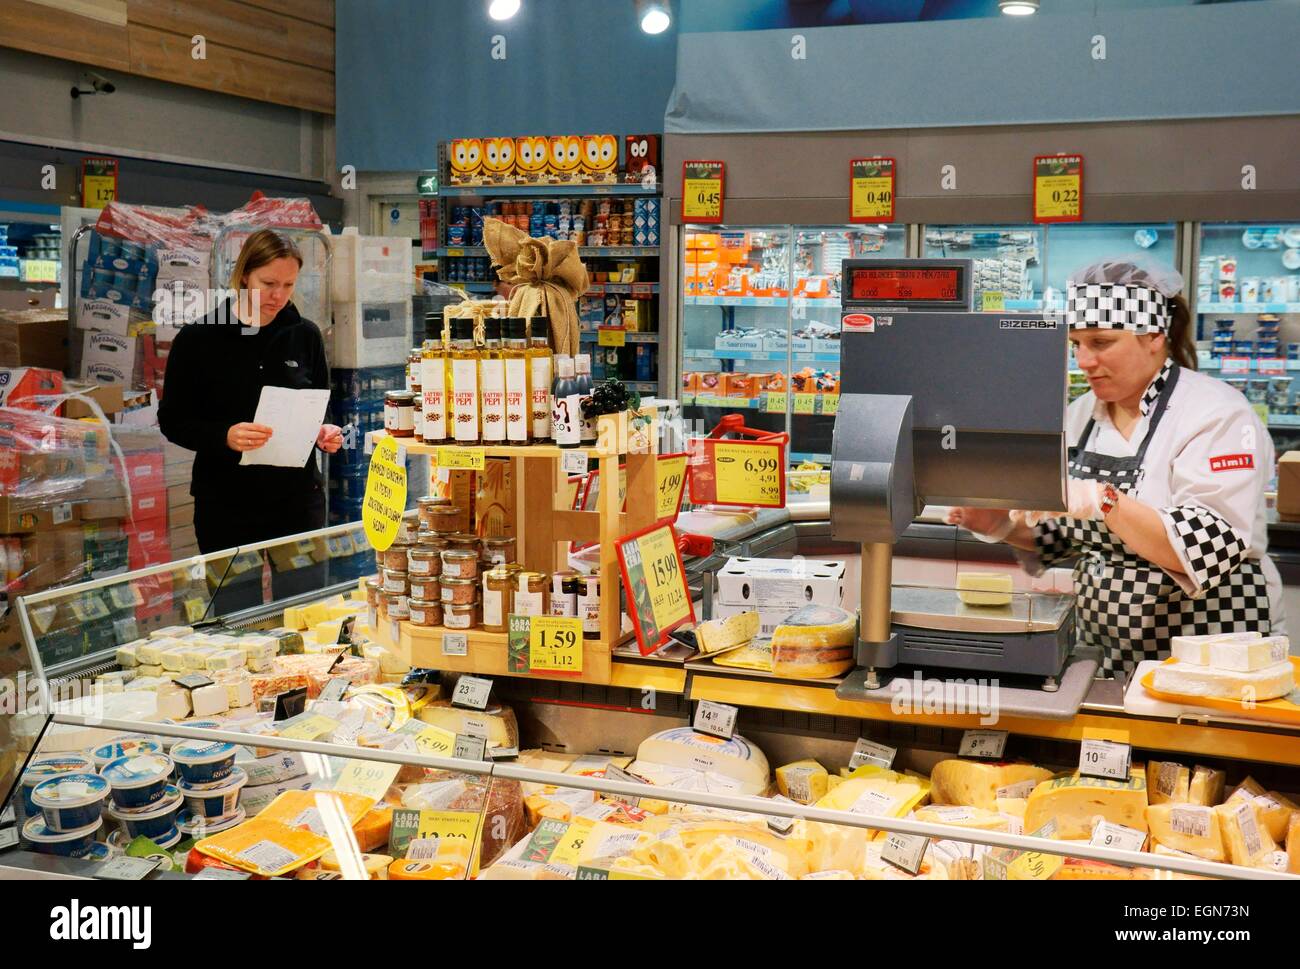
[922, 224, 1043, 311]
[680, 223, 906, 463]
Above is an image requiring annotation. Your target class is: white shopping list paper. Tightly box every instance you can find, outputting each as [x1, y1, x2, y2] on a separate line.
[240, 387, 332, 468]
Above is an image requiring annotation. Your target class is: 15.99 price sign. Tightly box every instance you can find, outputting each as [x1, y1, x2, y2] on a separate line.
[1033, 154, 1083, 223]
[617, 524, 695, 656]
[687, 439, 786, 508]
[682, 160, 725, 224]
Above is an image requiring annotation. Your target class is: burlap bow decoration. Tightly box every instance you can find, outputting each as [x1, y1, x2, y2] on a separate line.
[483, 217, 589, 356]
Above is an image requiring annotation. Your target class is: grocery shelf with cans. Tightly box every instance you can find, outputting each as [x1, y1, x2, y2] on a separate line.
[439, 182, 661, 199]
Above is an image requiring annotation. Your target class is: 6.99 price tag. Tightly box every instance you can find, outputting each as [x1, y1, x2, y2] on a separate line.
[529, 616, 583, 673]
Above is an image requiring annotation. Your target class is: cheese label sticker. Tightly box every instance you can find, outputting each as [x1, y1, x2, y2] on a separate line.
[849, 790, 899, 818]
[995, 780, 1036, 800]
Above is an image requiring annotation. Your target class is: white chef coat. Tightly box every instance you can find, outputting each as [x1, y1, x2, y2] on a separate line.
[1064, 362, 1286, 636]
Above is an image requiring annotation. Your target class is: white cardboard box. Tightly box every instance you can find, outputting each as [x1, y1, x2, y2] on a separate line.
[713, 557, 846, 637]
[76, 297, 132, 336]
[80, 331, 137, 385]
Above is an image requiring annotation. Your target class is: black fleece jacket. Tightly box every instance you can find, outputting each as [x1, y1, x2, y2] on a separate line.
[158, 300, 330, 500]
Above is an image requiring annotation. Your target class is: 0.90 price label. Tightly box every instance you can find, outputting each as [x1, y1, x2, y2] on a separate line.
[529, 616, 584, 673]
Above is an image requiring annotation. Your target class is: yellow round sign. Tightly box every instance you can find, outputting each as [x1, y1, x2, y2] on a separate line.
[363, 437, 408, 552]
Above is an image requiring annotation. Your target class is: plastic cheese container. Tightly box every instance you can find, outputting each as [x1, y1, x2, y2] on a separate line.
[177, 806, 246, 839]
[106, 788, 183, 841]
[21, 816, 102, 858]
[18, 753, 96, 818]
[31, 773, 110, 833]
[91, 738, 164, 771]
[101, 754, 176, 810]
[178, 767, 248, 820]
[170, 740, 238, 785]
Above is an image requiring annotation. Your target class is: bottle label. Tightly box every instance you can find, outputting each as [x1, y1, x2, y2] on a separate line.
[422, 357, 447, 441]
[384, 405, 399, 432]
[579, 587, 600, 634]
[580, 405, 597, 443]
[530, 356, 553, 440]
[451, 358, 479, 443]
[505, 358, 530, 442]
[483, 587, 503, 627]
[552, 392, 581, 446]
[481, 359, 507, 442]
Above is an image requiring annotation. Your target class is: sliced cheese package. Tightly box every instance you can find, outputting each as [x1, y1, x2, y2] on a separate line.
[695, 611, 760, 655]
[1146, 761, 1191, 805]
[257, 789, 377, 834]
[194, 817, 332, 877]
[1215, 799, 1279, 869]
[1151, 659, 1294, 701]
[929, 760, 1053, 811]
[631, 727, 771, 796]
[769, 605, 856, 679]
[1144, 804, 1225, 861]
[1023, 772, 1148, 840]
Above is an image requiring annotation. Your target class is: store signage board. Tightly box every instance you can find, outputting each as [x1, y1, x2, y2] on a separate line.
[682, 160, 725, 224]
[363, 437, 407, 553]
[1033, 154, 1083, 223]
[416, 172, 439, 195]
[602, 763, 646, 807]
[81, 157, 118, 210]
[616, 523, 695, 656]
[849, 157, 896, 223]
[451, 674, 493, 710]
[654, 453, 689, 524]
[694, 700, 739, 740]
[1220, 356, 1250, 375]
[687, 439, 786, 508]
[1258, 358, 1287, 376]
[1079, 739, 1131, 781]
[959, 730, 1008, 759]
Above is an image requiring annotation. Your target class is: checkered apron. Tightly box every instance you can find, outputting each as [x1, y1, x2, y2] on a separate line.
[1060, 364, 1271, 676]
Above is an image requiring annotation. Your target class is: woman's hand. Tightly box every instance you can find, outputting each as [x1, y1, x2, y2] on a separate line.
[227, 422, 274, 452]
[945, 506, 1012, 538]
[316, 423, 344, 454]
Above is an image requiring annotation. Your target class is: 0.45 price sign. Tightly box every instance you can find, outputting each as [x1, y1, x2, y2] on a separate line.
[682, 160, 725, 224]
[1033, 154, 1083, 223]
[617, 523, 695, 656]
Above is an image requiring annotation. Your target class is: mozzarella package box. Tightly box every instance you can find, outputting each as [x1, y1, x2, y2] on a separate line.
[713, 557, 846, 639]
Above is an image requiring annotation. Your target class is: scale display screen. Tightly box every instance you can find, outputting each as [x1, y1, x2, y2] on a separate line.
[849, 266, 964, 304]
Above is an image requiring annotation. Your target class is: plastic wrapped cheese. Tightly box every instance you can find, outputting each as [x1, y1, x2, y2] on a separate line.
[1146, 761, 1191, 805]
[631, 727, 771, 796]
[1151, 660, 1294, 701]
[415, 700, 518, 749]
[1188, 766, 1225, 806]
[1216, 799, 1279, 869]
[929, 760, 1053, 811]
[1209, 636, 1290, 672]
[770, 606, 856, 679]
[913, 804, 1012, 832]
[776, 760, 829, 805]
[320, 850, 393, 879]
[695, 611, 760, 655]
[1144, 804, 1225, 861]
[1169, 631, 1258, 665]
[193, 816, 331, 877]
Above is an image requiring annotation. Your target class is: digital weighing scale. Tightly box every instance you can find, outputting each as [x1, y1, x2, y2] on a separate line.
[829, 258, 1075, 697]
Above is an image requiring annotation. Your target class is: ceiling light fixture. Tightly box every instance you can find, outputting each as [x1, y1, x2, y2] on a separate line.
[488, 0, 520, 21]
[999, 1, 1040, 15]
[638, 1, 671, 34]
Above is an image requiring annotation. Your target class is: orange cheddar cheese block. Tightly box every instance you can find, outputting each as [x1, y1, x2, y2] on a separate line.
[257, 789, 376, 834]
[354, 808, 393, 853]
[194, 817, 332, 877]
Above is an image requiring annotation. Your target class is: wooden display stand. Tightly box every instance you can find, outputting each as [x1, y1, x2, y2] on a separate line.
[373, 408, 661, 685]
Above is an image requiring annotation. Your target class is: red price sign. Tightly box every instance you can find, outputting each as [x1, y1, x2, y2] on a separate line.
[616, 524, 694, 656]
[687, 438, 786, 508]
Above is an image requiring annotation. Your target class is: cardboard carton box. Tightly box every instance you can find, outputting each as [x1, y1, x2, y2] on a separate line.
[0, 495, 79, 534]
[1278, 452, 1300, 522]
[0, 367, 62, 410]
[713, 557, 846, 639]
[0, 310, 69, 370]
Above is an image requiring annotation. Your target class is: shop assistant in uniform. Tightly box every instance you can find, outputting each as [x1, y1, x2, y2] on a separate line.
[159, 229, 343, 553]
[948, 260, 1285, 676]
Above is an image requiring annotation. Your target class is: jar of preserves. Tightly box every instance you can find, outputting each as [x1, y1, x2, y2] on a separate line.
[440, 576, 478, 606]
[384, 390, 417, 438]
[482, 536, 517, 568]
[577, 573, 600, 639]
[383, 542, 413, 572]
[418, 496, 448, 529]
[408, 598, 442, 627]
[382, 592, 410, 621]
[550, 570, 579, 617]
[409, 547, 442, 577]
[448, 532, 481, 556]
[513, 571, 548, 617]
[441, 549, 480, 580]
[482, 569, 513, 632]
[410, 575, 440, 602]
[429, 505, 462, 536]
[444, 602, 479, 630]
[365, 577, 382, 608]
[397, 517, 421, 545]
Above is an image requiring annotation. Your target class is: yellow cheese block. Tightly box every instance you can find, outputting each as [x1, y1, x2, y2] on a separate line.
[695, 611, 760, 655]
[1287, 815, 1300, 875]
[416, 700, 518, 749]
[1252, 791, 1298, 843]
[354, 808, 393, 853]
[314, 619, 345, 646]
[1144, 804, 1226, 861]
[1226, 776, 1265, 804]
[258, 789, 377, 830]
[1188, 766, 1225, 807]
[1215, 800, 1279, 869]
[913, 804, 1011, 832]
[1146, 761, 1191, 805]
[776, 760, 829, 805]
[328, 603, 362, 620]
[320, 850, 393, 879]
[710, 639, 773, 672]
[930, 760, 1054, 811]
[956, 572, 1012, 606]
[770, 605, 856, 679]
[1024, 772, 1148, 840]
[995, 797, 1028, 819]
[194, 818, 331, 877]
[826, 775, 845, 792]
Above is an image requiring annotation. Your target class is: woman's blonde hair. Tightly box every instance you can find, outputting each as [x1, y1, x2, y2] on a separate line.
[229, 229, 303, 290]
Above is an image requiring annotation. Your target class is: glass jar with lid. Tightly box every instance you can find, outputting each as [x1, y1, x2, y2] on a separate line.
[418, 496, 448, 530]
[383, 542, 413, 573]
[429, 505, 462, 536]
[482, 536, 517, 568]
[409, 547, 442, 578]
[513, 571, 549, 617]
[384, 390, 417, 438]
[440, 576, 478, 606]
[408, 598, 442, 627]
[410, 574, 440, 602]
[482, 568, 513, 632]
[448, 533, 482, 558]
[441, 549, 480, 580]
[444, 602, 479, 630]
[382, 568, 410, 596]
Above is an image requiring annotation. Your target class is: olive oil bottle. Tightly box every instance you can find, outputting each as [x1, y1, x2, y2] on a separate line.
[527, 316, 554, 443]
[480, 317, 507, 443]
[420, 312, 448, 444]
[503, 317, 531, 443]
[448, 317, 480, 444]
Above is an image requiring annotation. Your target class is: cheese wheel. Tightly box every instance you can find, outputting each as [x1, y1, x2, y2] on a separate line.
[770, 606, 856, 679]
[930, 760, 1053, 811]
[632, 728, 770, 796]
[1151, 660, 1294, 701]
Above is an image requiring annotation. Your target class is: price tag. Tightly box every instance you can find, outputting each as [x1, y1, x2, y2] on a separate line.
[1258, 358, 1287, 376]
[1033, 154, 1083, 223]
[1090, 819, 1147, 852]
[764, 392, 788, 414]
[320, 676, 351, 703]
[820, 394, 840, 416]
[617, 523, 695, 656]
[765, 795, 798, 834]
[1220, 356, 1251, 374]
[959, 730, 1008, 759]
[982, 852, 1009, 881]
[398, 721, 455, 757]
[530, 616, 584, 673]
[363, 436, 408, 553]
[598, 327, 626, 347]
[576, 866, 610, 880]
[0, 828, 18, 852]
[1079, 739, 1131, 781]
[335, 760, 401, 800]
[549, 824, 590, 867]
[441, 632, 469, 657]
[453, 733, 488, 761]
[694, 700, 738, 739]
[277, 713, 340, 741]
[849, 157, 896, 223]
[792, 392, 817, 416]
[173, 673, 215, 691]
[272, 687, 308, 722]
[193, 867, 252, 880]
[981, 291, 1005, 312]
[435, 446, 486, 471]
[389, 808, 481, 865]
[97, 856, 159, 881]
[507, 614, 532, 673]
[601, 763, 647, 807]
[849, 738, 897, 771]
[451, 674, 493, 710]
[446, 248, 465, 257]
[654, 453, 689, 523]
[1008, 847, 1064, 881]
[682, 160, 725, 224]
[691, 439, 785, 508]
[561, 451, 590, 478]
[81, 157, 118, 209]
[881, 832, 929, 875]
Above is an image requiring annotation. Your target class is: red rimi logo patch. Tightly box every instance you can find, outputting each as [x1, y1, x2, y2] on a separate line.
[1209, 453, 1254, 473]
[842, 313, 875, 332]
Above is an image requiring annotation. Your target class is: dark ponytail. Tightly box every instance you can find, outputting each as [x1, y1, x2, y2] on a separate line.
[1166, 294, 1197, 371]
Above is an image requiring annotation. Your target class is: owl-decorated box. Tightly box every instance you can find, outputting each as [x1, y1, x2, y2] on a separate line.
[448, 138, 485, 185]
[481, 137, 517, 184]
[580, 134, 619, 183]
[624, 134, 660, 184]
[514, 136, 550, 183]
[549, 135, 584, 184]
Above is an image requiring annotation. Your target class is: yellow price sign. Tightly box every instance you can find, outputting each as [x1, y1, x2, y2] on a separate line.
[765, 392, 788, 414]
[850, 158, 895, 222]
[792, 393, 817, 415]
[1033, 154, 1083, 223]
[618, 523, 694, 656]
[334, 760, 401, 801]
[682, 160, 725, 224]
[821, 394, 840, 416]
[981, 291, 1005, 312]
[363, 436, 407, 552]
[82, 175, 116, 210]
[654, 454, 689, 522]
[435, 446, 486, 471]
[712, 441, 784, 507]
[277, 714, 341, 741]
[1009, 849, 1065, 881]
[598, 327, 626, 347]
[549, 824, 589, 867]
[529, 616, 584, 673]
[413, 725, 456, 756]
[1253, 402, 1270, 425]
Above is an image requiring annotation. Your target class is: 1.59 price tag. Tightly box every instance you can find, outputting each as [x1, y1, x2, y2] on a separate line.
[529, 616, 583, 673]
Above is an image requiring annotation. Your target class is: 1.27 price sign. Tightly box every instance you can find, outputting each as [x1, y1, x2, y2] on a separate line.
[682, 160, 725, 224]
[617, 524, 694, 656]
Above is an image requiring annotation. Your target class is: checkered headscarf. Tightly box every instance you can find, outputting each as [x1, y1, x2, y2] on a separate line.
[1066, 282, 1171, 334]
